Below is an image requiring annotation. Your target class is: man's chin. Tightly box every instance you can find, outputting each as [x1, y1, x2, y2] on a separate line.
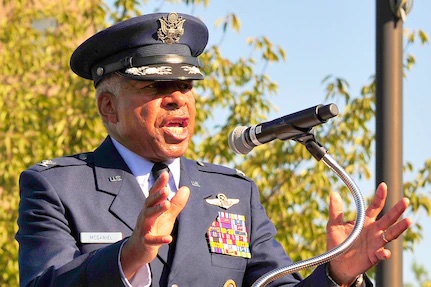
[161, 142, 189, 158]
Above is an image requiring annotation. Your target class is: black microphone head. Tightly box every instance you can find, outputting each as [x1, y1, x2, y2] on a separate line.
[317, 103, 339, 122]
[228, 126, 253, 154]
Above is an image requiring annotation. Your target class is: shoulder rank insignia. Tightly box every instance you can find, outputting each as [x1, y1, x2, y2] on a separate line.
[38, 159, 56, 167]
[157, 12, 185, 44]
[236, 169, 245, 176]
[206, 193, 239, 209]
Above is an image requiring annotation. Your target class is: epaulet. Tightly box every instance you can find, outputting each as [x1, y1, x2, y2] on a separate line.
[195, 160, 248, 179]
[28, 152, 94, 172]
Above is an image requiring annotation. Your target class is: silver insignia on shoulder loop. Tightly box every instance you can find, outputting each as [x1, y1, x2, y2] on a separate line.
[38, 160, 56, 167]
[78, 153, 88, 160]
[206, 193, 240, 209]
[235, 169, 245, 176]
[157, 12, 185, 44]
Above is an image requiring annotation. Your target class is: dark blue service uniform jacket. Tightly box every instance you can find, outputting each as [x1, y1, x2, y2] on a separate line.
[16, 136, 363, 287]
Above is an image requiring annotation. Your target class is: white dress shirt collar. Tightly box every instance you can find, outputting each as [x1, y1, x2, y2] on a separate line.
[111, 137, 181, 191]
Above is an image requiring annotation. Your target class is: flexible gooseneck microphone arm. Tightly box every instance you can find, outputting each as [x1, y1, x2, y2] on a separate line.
[251, 134, 366, 287]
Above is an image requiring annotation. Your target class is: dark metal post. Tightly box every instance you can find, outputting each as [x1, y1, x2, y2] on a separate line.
[375, 1, 406, 286]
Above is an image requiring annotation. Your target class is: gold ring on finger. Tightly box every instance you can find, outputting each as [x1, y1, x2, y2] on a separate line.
[382, 230, 389, 243]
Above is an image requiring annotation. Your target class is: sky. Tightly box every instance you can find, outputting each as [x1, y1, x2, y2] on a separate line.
[137, 0, 431, 284]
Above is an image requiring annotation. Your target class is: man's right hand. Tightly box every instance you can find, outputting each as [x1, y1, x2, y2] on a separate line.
[120, 171, 190, 279]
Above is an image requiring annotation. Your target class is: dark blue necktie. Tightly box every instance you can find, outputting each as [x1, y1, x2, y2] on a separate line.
[151, 162, 169, 181]
[150, 162, 176, 286]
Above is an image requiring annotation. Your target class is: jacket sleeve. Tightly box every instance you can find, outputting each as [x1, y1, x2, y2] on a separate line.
[16, 169, 125, 287]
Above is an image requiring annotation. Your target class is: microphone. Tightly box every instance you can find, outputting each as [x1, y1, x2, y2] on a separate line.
[228, 103, 339, 154]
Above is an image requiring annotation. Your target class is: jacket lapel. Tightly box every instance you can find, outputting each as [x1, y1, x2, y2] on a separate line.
[168, 158, 219, 276]
[93, 141, 219, 284]
[93, 137, 145, 230]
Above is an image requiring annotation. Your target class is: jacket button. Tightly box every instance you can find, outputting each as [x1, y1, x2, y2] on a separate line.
[223, 279, 236, 287]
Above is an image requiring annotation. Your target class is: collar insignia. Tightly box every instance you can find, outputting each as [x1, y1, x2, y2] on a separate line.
[109, 175, 122, 182]
[191, 180, 201, 187]
[157, 12, 185, 44]
[206, 193, 240, 210]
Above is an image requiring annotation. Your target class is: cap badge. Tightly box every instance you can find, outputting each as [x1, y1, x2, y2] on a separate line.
[157, 12, 185, 44]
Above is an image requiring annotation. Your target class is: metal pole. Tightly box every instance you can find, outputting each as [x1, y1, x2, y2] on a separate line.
[375, 0, 408, 286]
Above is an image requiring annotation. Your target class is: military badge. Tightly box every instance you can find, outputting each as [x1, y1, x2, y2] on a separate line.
[206, 193, 239, 210]
[206, 212, 251, 259]
[157, 12, 185, 44]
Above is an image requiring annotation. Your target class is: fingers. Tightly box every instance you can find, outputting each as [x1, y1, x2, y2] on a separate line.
[366, 182, 387, 219]
[148, 171, 170, 197]
[366, 182, 411, 228]
[144, 185, 170, 218]
[145, 171, 190, 218]
[170, 186, 190, 210]
[144, 233, 173, 246]
[380, 217, 412, 244]
[144, 171, 174, 217]
[328, 192, 344, 226]
[368, 183, 412, 244]
[374, 247, 391, 262]
[376, 197, 410, 232]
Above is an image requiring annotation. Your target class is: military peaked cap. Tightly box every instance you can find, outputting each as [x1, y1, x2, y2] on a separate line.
[70, 12, 209, 86]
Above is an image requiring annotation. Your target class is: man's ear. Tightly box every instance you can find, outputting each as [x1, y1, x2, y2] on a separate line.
[97, 91, 118, 123]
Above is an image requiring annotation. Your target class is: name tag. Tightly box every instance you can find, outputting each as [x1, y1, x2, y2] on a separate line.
[80, 232, 123, 244]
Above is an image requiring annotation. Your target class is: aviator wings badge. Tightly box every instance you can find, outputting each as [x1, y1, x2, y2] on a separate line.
[206, 193, 240, 210]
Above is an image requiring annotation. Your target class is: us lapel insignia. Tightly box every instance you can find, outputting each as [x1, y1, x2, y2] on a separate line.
[191, 180, 201, 187]
[206, 193, 239, 209]
[109, 175, 122, 182]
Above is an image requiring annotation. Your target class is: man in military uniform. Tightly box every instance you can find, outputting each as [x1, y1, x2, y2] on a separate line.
[16, 12, 411, 287]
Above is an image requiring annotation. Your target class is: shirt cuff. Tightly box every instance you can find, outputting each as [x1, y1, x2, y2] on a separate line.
[118, 239, 152, 287]
[326, 264, 365, 287]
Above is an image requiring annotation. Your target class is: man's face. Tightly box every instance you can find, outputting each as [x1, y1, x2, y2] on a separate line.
[99, 77, 196, 162]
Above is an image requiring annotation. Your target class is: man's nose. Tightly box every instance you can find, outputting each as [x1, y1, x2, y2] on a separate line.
[162, 90, 187, 109]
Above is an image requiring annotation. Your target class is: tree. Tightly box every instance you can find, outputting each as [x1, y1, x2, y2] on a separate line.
[404, 261, 431, 287]
[0, 0, 429, 285]
[0, 0, 107, 285]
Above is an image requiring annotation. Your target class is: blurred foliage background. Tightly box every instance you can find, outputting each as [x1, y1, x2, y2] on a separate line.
[0, 0, 430, 286]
